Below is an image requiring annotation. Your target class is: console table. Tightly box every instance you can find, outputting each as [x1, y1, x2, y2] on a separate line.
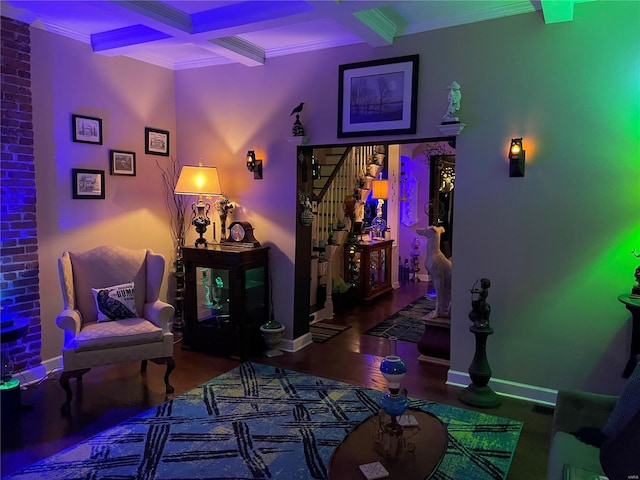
[344, 239, 393, 302]
[618, 294, 640, 378]
[328, 408, 448, 480]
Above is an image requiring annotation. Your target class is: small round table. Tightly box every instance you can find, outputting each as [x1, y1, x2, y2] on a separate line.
[1, 317, 30, 422]
[618, 294, 640, 378]
[328, 408, 448, 480]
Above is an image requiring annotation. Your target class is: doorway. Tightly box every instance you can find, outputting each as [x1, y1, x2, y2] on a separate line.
[292, 137, 456, 343]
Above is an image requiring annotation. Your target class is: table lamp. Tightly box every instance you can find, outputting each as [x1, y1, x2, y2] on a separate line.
[174, 163, 222, 247]
[371, 178, 389, 238]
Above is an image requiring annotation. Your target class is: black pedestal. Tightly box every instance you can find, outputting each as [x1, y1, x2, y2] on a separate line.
[458, 326, 501, 408]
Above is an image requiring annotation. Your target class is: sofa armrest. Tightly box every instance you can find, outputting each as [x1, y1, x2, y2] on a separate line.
[143, 300, 175, 333]
[55, 309, 82, 346]
[552, 390, 617, 436]
[600, 407, 640, 479]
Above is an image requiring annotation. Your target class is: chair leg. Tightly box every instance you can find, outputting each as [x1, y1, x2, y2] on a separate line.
[59, 368, 90, 416]
[141, 359, 148, 373]
[151, 357, 175, 394]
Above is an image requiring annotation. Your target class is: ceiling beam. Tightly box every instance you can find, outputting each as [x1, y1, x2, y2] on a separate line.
[310, 1, 407, 47]
[207, 37, 265, 67]
[540, 0, 575, 23]
[353, 6, 407, 45]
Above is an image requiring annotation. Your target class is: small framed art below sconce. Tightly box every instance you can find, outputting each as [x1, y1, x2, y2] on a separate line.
[508, 138, 525, 177]
[246, 150, 263, 180]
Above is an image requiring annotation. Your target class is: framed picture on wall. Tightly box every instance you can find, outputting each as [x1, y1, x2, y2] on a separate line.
[145, 127, 170, 156]
[337, 55, 419, 138]
[72, 114, 103, 144]
[72, 168, 105, 199]
[109, 150, 136, 176]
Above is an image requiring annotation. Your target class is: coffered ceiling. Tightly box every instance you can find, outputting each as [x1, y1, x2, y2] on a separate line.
[1, 0, 584, 71]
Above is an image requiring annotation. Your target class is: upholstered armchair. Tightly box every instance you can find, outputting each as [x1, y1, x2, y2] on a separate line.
[56, 245, 175, 415]
[546, 362, 640, 479]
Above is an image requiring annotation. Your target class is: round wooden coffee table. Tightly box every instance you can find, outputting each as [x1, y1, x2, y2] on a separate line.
[328, 408, 448, 480]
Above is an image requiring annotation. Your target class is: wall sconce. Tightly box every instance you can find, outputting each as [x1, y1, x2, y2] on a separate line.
[508, 138, 525, 177]
[246, 150, 263, 180]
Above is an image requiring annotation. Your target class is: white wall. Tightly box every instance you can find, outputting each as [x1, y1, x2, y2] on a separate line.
[32, 31, 177, 361]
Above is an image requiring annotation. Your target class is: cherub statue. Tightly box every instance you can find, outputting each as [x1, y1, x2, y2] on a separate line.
[442, 81, 462, 122]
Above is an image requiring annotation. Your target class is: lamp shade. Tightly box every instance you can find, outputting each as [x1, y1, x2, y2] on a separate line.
[174, 165, 222, 196]
[371, 179, 389, 200]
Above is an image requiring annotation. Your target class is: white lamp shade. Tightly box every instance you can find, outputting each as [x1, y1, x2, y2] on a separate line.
[174, 165, 222, 196]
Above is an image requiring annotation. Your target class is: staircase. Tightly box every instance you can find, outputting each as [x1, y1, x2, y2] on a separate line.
[308, 144, 387, 323]
[311, 145, 383, 247]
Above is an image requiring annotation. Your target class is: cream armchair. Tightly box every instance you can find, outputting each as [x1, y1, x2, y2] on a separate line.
[57, 245, 175, 415]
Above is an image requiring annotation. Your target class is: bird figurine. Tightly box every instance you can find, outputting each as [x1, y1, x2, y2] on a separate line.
[290, 102, 306, 136]
[290, 102, 304, 116]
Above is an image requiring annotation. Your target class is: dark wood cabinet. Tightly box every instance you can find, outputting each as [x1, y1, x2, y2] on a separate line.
[344, 239, 393, 301]
[181, 245, 269, 360]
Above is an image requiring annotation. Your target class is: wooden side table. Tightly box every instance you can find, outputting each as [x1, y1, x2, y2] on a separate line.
[618, 294, 640, 378]
[328, 409, 448, 480]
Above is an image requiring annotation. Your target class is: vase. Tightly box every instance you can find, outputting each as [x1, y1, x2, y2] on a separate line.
[219, 213, 227, 242]
[379, 336, 408, 417]
[366, 163, 382, 177]
[260, 324, 285, 357]
[300, 207, 314, 226]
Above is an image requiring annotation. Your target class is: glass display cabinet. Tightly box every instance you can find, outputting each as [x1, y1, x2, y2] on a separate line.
[181, 245, 269, 360]
[344, 239, 393, 301]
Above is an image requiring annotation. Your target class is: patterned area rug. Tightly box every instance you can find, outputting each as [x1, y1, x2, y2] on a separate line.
[6, 363, 522, 480]
[364, 294, 438, 342]
[309, 322, 351, 343]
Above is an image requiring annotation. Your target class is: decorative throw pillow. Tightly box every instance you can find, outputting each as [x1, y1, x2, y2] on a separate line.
[91, 282, 138, 322]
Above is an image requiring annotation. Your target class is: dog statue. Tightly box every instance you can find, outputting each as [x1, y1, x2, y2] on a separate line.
[417, 225, 452, 318]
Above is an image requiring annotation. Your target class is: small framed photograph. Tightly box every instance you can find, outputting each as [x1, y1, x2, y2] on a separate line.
[72, 168, 105, 199]
[338, 55, 419, 138]
[72, 114, 103, 144]
[110, 150, 136, 176]
[145, 127, 170, 156]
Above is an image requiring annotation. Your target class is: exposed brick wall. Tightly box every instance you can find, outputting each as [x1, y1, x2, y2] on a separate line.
[1, 16, 41, 373]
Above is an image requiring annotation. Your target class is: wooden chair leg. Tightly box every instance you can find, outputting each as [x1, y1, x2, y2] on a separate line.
[141, 359, 148, 373]
[151, 357, 175, 394]
[59, 368, 90, 416]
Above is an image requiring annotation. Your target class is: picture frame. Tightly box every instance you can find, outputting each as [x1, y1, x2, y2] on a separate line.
[145, 127, 170, 156]
[109, 150, 136, 176]
[72, 168, 105, 199]
[337, 54, 419, 138]
[72, 114, 103, 144]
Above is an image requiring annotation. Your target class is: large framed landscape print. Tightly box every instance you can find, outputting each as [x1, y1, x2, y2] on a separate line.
[338, 55, 419, 138]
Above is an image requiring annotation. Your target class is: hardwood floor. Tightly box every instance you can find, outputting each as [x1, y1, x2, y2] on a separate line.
[0, 281, 552, 478]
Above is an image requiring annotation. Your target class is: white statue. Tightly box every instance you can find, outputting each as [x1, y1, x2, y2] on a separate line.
[416, 226, 451, 318]
[442, 81, 461, 122]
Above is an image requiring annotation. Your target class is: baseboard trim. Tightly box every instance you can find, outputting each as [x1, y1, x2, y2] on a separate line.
[417, 354, 450, 367]
[447, 369, 558, 406]
[281, 333, 313, 353]
[14, 356, 63, 387]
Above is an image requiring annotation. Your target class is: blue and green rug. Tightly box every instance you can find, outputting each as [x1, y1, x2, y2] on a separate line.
[364, 294, 438, 343]
[5, 362, 522, 479]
